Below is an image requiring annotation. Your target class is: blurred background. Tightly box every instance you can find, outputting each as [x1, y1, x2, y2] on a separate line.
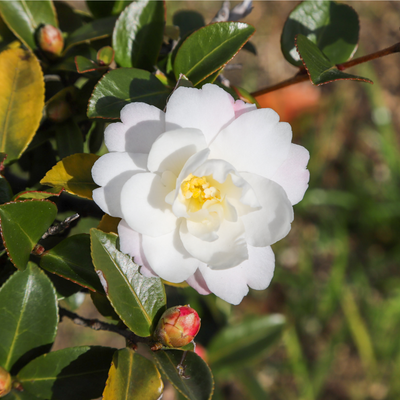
[55, 2, 400, 399]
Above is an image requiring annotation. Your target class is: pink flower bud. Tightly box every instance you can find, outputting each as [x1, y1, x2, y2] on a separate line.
[0, 366, 11, 397]
[37, 25, 64, 58]
[154, 305, 200, 348]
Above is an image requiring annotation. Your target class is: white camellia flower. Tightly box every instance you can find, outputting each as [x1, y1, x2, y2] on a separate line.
[92, 84, 310, 305]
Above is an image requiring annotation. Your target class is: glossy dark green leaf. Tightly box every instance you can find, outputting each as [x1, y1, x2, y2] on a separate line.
[0, 0, 57, 50]
[54, 1, 83, 34]
[0, 15, 15, 50]
[103, 348, 163, 399]
[243, 41, 257, 55]
[172, 10, 205, 38]
[40, 234, 104, 293]
[64, 16, 117, 54]
[281, 0, 359, 67]
[173, 22, 254, 86]
[0, 200, 57, 270]
[18, 346, 115, 400]
[113, 0, 164, 70]
[75, 55, 101, 73]
[90, 291, 120, 320]
[296, 34, 372, 86]
[207, 314, 286, 373]
[4, 389, 41, 400]
[152, 349, 214, 400]
[55, 118, 84, 159]
[61, 291, 86, 311]
[87, 0, 131, 19]
[0, 177, 12, 204]
[87, 68, 170, 119]
[90, 229, 166, 337]
[13, 187, 63, 201]
[0, 263, 58, 372]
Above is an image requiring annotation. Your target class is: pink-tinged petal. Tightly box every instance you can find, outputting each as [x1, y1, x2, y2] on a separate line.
[199, 264, 248, 305]
[141, 223, 200, 283]
[180, 219, 248, 269]
[105, 103, 165, 153]
[120, 173, 177, 237]
[240, 172, 293, 247]
[92, 152, 147, 186]
[147, 128, 207, 175]
[209, 108, 292, 178]
[270, 144, 310, 205]
[118, 219, 154, 274]
[165, 84, 236, 144]
[186, 269, 211, 295]
[232, 99, 257, 118]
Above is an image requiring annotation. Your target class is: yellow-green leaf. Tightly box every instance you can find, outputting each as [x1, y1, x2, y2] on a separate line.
[103, 348, 163, 400]
[0, 48, 44, 163]
[40, 153, 99, 200]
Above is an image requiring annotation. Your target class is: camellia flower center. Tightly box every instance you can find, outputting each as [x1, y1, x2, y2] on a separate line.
[181, 174, 221, 212]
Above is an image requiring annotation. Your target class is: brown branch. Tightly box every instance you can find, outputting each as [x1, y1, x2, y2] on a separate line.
[252, 42, 400, 97]
[59, 306, 149, 347]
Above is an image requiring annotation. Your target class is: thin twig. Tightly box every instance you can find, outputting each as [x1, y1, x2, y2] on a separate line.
[59, 306, 149, 346]
[251, 42, 400, 97]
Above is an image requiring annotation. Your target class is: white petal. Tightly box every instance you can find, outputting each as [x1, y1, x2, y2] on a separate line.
[120, 173, 177, 237]
[165, 84, 235, 144]
[105, 103, 165, 153]
[180, 219, 248, 269]
[147, 128, 207, 175]
[199, 264, 248, 305]
[142, 223, 200, 283]
[198, 245, 275, 304]
[240, 172, 294, 247]
[92, 152, 147, 186]
[270, 144, 310, 205]
[118, 219, 152, 271]
[186, 215, 221, 242]
[186, 269, 211, 295]
[232, 100, 257, 118]
[209, 108, 292, 178]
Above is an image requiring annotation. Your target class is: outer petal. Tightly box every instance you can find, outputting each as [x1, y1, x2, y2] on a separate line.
[232, 99, 257, 118]
[186, 269, 211, 295]
[270, 144, 310, 205]
[240, 172, 294, 247]
[198, 245, 275, 304]
[121, 173, 177, 237]
[105, 103, 165, 153]
[180, 219, 248, 269]
[209, 108, 292, 178]
[165, 84, 236, 144]
[147, 128, 207, 175]
[141, 222, 201, 283]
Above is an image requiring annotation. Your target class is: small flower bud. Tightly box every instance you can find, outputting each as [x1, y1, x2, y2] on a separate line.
[0, 367, 11, 397]
[37, 25, 64, 58]
[46, 99, 72, 123]
[154, 305, 200, 348]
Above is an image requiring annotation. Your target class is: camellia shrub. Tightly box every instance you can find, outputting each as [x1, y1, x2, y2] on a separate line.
[0, 1, 398, 399]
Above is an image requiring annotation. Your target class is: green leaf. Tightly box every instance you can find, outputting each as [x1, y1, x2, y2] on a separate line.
[97, 46, 114, 66]
[207, 314, 286, 373]
[74, 55, 103, 73]
[0, 0, 57, 50]
[90, 291, 120, 320]
[113, 0, 164, 70]
[296, 34, 373, 86]
[103, 348, 163, 399]
[0, 176, 13, 204]
[0, 15, 16, 50]
[87, 68, 170, 119]
[173, 22, 254, 86]
[281, 0, 359, 67]
[3, 389, 41, 400]
[0, 48, 45, 164]
[18, 346, 115, 400]
[152, 349, 214, 400]
[87, 0, 132, 19]
[13, 187, 63, 201]
[90, 229, 166, 337]
[0, 263, 58, 372]
[64, 16, 117, 54]
[40, 234, 104, 293]
[55, 118, 84, 159]
[40, 153, 100, 200]
[172, 10, 205, 38]
[0, 200, 57, 270]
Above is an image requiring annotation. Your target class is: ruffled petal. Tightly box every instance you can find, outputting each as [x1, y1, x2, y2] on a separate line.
[186, 269, 211, 295]
[270, 144, 310, 205]
[120, 173, 177, 237]
[142, 222, 200, 283]
[105, 103, 165, 153]
[209, 108, 292, 178]
[240, 172, 294, 247]
[147, 128, 207, 175]
[165, 84, 236, 144]
[232, 99, 257, 118]
[92, 152, 147, 186]
[180, 219, 248, 269]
